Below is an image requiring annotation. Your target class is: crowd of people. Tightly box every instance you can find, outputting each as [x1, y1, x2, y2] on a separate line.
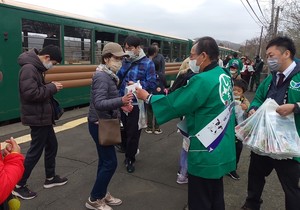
[1, 35, 300, 210]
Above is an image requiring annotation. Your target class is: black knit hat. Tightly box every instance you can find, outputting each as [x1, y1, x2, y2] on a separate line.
[39, 45, 62, 63]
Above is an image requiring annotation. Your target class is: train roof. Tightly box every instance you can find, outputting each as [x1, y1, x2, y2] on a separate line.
[218, 45, 241, 53]
[1, 0, 189, 42]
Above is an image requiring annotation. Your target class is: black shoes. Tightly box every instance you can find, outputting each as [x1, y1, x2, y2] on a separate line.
[124, 159, 135, 173]
[228, 171, 240, 180]
[12, 185, 37, 200]
[43, 175, 68, 188]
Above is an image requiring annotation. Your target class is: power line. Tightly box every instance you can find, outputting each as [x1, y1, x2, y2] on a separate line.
[240, 0, 261, 27]
[245, 0, 266, 27]
[256, 0, 268, 23]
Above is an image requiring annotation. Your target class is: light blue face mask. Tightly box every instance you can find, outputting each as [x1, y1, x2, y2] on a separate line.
[43, 61, 53, 70]
[189, 59, 200, 73]
[267, 58, 281, 72]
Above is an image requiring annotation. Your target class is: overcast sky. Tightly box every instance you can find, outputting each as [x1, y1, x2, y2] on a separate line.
[16, 0, 272, 44]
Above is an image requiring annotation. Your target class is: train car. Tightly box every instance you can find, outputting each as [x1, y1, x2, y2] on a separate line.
[0, 0, 192, 122]
[219, 46, 242, 59]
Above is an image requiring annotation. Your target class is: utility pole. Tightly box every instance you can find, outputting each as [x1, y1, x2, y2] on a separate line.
[244, 40, 248, 56]
[269, 0, 275, 38]
[257, 26, 264, 56]
[273, 6, 281, 37]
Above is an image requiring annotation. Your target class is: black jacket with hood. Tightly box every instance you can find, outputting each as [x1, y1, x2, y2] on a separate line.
[18, 49, 57, 126]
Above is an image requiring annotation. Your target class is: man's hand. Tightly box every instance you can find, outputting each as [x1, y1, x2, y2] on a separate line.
[135, 88, 149, 101]
[52, 82, 63, 91]
[276, 104, 295, 116]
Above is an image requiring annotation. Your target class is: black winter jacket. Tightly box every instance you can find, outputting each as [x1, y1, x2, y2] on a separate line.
[88, 68, 124, 123]
[18, 49, 57, 126]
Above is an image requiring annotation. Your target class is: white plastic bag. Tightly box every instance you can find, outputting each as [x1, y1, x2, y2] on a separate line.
[235, 98, 300, 159]
[137, 99, 147, 130]
[127, 81, 147, 130]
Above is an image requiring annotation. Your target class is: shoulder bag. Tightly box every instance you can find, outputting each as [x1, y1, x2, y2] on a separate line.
[98, 118, 121, 146]
[51, 97, 64, 120]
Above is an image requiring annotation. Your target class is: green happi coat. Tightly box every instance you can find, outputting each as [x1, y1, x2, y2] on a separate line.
[150, 64, 236, 179]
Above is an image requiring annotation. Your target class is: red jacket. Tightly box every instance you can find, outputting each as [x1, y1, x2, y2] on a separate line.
[0, 153, 24, 204]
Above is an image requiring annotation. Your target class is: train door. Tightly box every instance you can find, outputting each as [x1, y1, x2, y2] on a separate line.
[0, 6, 23, 121]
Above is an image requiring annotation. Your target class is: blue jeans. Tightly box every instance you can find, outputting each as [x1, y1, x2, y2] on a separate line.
[179, 148, 188, 177]
[88, 122, 117, 199]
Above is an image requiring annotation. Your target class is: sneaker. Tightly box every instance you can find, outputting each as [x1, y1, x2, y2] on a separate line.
[124, 159, 135, 173]
[12, 185, 37, 200]
[228, 171, 240, 180]
[43, 175, 68, 188]
[177, 174, 188, 184]
[145, 128, 153, 134]
[135, 149, 140, 156]
[85, 197, 112, 210]
[104, 192, 122, 206]
[115, 144, 125, 153]
[154, 129, 163, 134]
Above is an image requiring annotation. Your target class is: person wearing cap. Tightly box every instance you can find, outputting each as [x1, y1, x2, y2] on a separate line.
[85, 42, 133, 210]
[117, 36, 156, 173]
[227, 52, 243, 74]
[13, 45, 67, 200]
[229, 63, 242, 80]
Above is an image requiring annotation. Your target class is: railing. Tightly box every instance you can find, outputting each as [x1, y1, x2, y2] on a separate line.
[45, 62, 182, 88]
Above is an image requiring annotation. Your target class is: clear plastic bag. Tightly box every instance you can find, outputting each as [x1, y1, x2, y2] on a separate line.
[234, 100, 246, 124]
[235, 98, 300, 159]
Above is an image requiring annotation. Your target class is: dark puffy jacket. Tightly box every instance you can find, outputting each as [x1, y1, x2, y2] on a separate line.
[88, 69, 124, 123]
[18, 49, 57, 126]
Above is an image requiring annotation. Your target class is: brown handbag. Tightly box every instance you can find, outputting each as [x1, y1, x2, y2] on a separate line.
[98, 118, 121, 146]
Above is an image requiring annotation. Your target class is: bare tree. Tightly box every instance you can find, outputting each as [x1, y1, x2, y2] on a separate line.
[279, 0, 300, 57]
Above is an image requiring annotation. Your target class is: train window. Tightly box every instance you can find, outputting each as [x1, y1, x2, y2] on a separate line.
[64, 26, 91, 64]
[162, 41, 171, 62]
[180, 43, 188, 61]
[139, 37, 148, 50]
[22, 19, 60, 52]
[172, 43, 180, 62]
[118, 34, 127, 47]
[95, 31, 115, 64]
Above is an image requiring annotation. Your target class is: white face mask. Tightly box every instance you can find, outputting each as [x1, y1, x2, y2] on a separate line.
[108, 60, 122, 72]
[189, 59, 200, 73]
[125, 50, 139, 60]
[43, 61, 53, 70]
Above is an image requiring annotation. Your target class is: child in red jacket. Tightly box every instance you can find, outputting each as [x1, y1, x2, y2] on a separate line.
[0, 138, 24, 205]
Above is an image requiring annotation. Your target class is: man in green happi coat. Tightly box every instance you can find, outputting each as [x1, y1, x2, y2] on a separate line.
[136, 36, 236, 210]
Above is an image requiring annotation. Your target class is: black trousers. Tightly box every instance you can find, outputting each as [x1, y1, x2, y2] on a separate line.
[188, 174, 225, 210]
[236, 139, 243, 166]
[245, 152, 300, 210]
[18, 125, 58, 186]
[120, 105, 141, 162]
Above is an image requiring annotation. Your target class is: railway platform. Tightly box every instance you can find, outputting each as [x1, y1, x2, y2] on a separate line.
[0, 92, 285, 210]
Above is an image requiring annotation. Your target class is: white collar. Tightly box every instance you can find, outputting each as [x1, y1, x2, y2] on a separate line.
[278, 61, 296, 79]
